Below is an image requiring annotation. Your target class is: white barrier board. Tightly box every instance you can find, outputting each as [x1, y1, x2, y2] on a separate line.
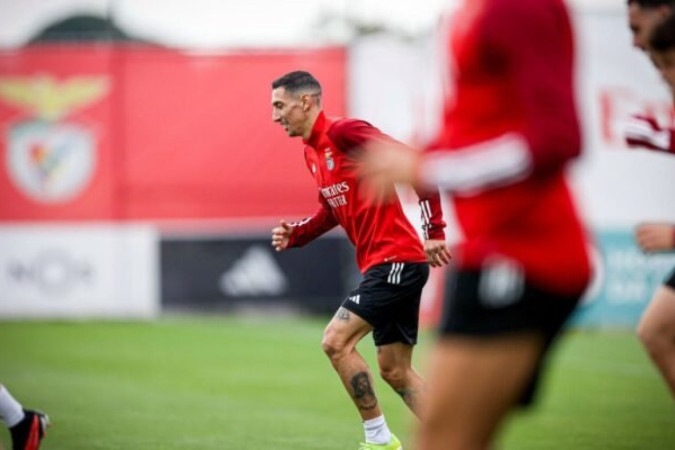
[0, 224, 159, 318]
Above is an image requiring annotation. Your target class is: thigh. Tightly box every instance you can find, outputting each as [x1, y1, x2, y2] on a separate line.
[323, 306, 374, 350]
[639, 285, 675, 337]
[418, 334, 543, 450]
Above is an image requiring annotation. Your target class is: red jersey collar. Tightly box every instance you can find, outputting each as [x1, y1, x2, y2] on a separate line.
[304, 111, 328, 148]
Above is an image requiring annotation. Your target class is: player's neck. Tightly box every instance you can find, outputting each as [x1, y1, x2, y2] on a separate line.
[302, 109, 322, 141]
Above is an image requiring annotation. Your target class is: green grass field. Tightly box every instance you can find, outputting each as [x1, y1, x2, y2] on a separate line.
[1, 317, 673, 449]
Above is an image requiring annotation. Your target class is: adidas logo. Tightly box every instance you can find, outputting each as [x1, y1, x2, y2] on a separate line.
[218, 246, 288, 297]
[349, 294, 360, 304]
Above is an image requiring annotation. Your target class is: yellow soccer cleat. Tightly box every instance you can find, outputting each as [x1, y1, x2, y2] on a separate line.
[358, 434, 402, 450]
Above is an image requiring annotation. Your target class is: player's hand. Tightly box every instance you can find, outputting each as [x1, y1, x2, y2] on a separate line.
[424, 239, 452, 267]
[635, 223, 675, 253]
[624, 115, 672, 152]
[271, 219, 293, 252]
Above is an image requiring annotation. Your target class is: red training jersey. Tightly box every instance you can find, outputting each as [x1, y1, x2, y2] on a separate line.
[287, 112, 446, 273]
[420, 0, 591, 295]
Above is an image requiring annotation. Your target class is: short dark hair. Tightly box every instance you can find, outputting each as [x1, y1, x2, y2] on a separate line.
[627, 0, 675, 7]
[271, 71, 322, 95]
[650, 10, 675, 51]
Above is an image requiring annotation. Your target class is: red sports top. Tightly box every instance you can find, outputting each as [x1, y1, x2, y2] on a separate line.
[287, 112, 446, 273]
[419, 0, 591, 295]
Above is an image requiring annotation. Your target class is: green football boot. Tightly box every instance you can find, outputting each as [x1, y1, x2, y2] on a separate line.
[358, 433, 402, 450]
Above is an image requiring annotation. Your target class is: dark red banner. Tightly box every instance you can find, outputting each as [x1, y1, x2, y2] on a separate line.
[0, 45, 346, 222]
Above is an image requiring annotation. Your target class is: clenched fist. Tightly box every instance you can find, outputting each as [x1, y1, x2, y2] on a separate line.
[271, 219, 294, 252]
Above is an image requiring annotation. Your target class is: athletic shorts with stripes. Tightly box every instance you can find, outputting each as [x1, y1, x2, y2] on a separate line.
[341, 262, 429, 347]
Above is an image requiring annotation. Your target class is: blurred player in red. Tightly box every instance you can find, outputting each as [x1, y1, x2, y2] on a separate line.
[625, 0, 674, 153]
[0, 384, 48, 450]
[624, 1, 675, 399]
[361, 0, 591, 448]
[269, 71, 450, 449]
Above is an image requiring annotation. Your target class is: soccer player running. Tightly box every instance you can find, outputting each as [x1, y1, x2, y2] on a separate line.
[0, 384, 48, 449]
[270, 70, 450, 450]
[361, 0, 591, 448]
[624, 0, 675, 399]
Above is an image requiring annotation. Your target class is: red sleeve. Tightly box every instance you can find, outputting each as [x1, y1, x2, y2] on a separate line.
[414, 187, 446, 240]
[286, 195, 339, 248]
[484, 0, 581, 174]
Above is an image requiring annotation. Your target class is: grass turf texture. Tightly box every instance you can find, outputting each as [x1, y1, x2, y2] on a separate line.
[0, 317, 673, 449]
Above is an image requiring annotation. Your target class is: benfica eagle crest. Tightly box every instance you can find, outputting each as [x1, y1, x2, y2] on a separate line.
[0, 75, 109, 203]
[324, 147, 335, 171]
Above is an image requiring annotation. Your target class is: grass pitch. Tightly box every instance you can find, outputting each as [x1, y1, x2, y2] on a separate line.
[0, 317, 673, 449]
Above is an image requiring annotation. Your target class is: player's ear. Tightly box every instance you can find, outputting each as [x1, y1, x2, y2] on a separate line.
[301, 94, 312, 111]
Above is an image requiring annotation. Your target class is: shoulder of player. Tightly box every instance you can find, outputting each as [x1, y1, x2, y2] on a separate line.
[482, 0, 558, 29]
[487, 0, 553, 14]
[480, 0, 566, 47]
[328, 117, 375, 136]
[326, 117, 379, 152]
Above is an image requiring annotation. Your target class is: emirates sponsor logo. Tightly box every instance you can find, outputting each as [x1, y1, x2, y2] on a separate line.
[320, 181, 349, 198]
[320, 181, 350, 208]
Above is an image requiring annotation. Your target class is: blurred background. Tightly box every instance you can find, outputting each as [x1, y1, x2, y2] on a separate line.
[1, 0, 674, 327]
[2, 1, 675, 449]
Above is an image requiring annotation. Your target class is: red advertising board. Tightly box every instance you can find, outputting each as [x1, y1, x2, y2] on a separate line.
[0, 45, 346, 222]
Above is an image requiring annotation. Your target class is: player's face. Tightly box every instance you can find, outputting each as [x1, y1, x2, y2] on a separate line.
[271, 87, 307, 138]
[652, 49, 675, 93]
[628, 4, 670, 51]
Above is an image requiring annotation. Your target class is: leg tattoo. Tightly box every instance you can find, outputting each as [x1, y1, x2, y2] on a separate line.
[350, 371, 378, 411]
[336, 307, 351, 321]
[396, 388, 420, 412]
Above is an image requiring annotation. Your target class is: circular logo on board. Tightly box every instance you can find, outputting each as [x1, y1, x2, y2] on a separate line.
[6, 120, 96, 203]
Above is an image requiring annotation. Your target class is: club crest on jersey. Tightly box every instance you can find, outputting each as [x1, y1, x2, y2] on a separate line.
[324, 148, 335, 171]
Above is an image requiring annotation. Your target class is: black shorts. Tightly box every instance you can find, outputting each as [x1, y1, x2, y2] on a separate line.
[440, 268, 581, 407]
[664, 267, 675, 290]
[341, 262, 429, 347]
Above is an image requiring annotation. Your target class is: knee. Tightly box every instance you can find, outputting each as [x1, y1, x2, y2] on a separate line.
[321, 329, 348, 363]
[637, 318, 668, 357]
[379, 363, 407, 388]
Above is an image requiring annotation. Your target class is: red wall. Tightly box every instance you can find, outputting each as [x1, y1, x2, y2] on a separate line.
[0, 45, 346, 222]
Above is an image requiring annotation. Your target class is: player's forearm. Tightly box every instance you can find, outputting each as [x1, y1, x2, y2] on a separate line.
[414, 188, 446, 240]
[286, 210, 338, 248]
